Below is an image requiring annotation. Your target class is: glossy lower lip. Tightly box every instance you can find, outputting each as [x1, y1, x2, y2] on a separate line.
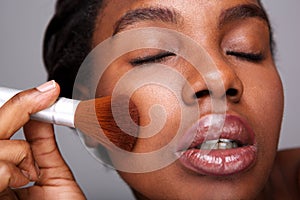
[177, 114, 257, 176]
[179, 146, 257, 176]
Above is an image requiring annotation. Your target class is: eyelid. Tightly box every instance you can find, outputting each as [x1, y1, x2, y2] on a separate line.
[130, 51, 176, 66]
[226, 50, 264, 62]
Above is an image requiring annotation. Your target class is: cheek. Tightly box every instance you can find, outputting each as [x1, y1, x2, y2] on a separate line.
[95, 59, 133, 97]
[243, 66, 284, 152]
[131, 84, 182, 153]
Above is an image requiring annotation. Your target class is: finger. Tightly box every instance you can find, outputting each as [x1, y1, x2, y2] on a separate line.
[0, 161, 31, 192]
[0, 140, 38, 181]
[0, 80, 60, 139]
[24, 120, 75, 184]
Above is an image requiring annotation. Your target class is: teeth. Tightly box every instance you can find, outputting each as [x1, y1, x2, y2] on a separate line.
[196, 139, 239, 150]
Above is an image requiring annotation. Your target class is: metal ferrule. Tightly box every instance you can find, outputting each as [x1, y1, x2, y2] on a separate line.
[0, 87, 80, 128]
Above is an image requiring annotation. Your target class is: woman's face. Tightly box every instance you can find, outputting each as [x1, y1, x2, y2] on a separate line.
[92, 0, 284, 199]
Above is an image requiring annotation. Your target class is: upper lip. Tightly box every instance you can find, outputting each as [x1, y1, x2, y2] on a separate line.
[178, 114, 255, 151]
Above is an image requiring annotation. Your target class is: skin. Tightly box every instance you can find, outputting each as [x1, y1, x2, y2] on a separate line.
[92, 0, 295, 199]
[0, 0, 298, 200]
[0, 82, 85, 199]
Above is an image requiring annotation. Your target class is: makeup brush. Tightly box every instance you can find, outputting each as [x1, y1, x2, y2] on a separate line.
[0, 87, 139, 151]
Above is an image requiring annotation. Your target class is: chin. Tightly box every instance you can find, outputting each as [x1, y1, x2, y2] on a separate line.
[119, 157, 270, 200]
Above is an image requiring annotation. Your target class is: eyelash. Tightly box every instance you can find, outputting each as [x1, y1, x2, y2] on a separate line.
[130, 51, 176, 66]
[226, 51, 264, 62]
[129, 50, 264, 66]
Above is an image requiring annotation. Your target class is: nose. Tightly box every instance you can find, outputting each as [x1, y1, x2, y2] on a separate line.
[183, 60, 244, 105]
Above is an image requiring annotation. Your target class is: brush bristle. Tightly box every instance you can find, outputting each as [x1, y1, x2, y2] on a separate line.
[74, 96, 139, 151]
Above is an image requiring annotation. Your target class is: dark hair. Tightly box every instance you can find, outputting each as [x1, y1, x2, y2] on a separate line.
[43, 0, 274, 98]
[43, 0, 103, 98]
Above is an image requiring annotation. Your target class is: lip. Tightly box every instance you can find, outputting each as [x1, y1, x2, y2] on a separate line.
[177, 114, 257, 176]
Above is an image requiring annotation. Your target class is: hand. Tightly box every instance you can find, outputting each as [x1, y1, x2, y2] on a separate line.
[0, 81, 85, 200]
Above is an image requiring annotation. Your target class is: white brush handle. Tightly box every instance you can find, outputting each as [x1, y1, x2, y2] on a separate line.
[0, 87, 80, 128]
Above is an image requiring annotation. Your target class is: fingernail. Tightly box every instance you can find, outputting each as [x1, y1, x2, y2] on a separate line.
[36, 80, 56, 93]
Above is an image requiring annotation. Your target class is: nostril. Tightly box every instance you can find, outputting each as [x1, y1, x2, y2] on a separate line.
[195, 90, 210, 98]
[226, 88, 238, 96]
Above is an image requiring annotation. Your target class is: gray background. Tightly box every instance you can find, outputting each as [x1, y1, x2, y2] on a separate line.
[0, 1, 299, 199]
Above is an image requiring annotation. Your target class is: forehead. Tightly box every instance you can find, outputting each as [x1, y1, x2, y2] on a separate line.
[101, 0, 260, 10]
[94, 0, 262, 44]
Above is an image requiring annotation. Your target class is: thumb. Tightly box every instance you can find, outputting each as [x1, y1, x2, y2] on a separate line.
[24, 120, 76, 185]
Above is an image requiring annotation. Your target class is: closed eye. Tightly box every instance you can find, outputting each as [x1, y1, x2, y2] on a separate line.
[226, 51, 264, 62]
[130, 51, 176, 66]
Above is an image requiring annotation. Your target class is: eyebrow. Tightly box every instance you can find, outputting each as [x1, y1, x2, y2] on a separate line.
[113, 7, 181, 35]
[218, 4, 270, 29]
[112, 4, 272, 43]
